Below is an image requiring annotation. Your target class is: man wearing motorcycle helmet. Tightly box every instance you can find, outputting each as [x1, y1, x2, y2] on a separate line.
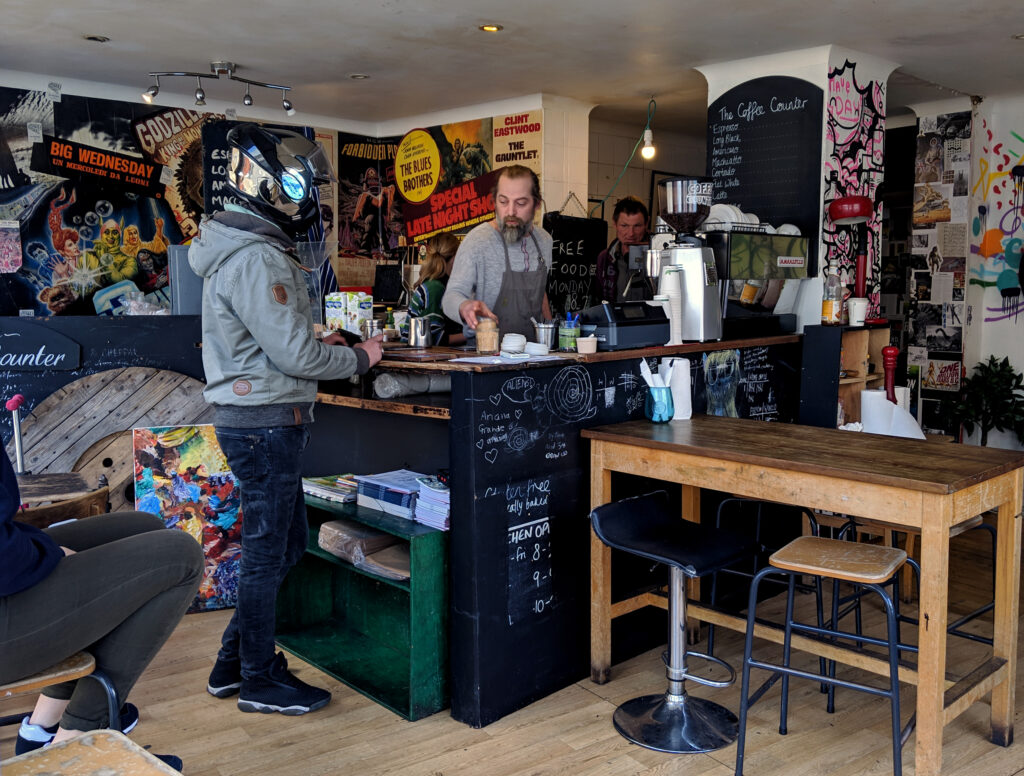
[189, 122, 382, 716]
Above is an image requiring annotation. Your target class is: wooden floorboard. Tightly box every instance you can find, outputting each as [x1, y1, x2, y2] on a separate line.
[2, 527, 1022, 775]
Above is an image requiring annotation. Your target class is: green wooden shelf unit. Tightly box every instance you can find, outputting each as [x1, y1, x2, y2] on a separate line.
[275, 496, 448, 721]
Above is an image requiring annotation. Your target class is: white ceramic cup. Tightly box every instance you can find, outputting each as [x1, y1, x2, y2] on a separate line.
[575, 336, 598, 354]
[847, 297, 868, 326]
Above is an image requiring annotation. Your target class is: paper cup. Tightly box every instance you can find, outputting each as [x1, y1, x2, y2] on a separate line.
[847, 297, 868, 326]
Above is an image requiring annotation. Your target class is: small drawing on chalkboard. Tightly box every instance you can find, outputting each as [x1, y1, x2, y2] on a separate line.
[545, 365, 596, 423]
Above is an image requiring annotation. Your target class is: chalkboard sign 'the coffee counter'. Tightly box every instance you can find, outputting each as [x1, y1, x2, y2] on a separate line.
[706, 76, 823, 269]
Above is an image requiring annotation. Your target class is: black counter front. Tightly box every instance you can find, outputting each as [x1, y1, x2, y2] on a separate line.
[314, 335, 803, 727]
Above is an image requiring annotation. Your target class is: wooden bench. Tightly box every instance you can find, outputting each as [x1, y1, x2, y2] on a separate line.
[1, 729, 179, 775]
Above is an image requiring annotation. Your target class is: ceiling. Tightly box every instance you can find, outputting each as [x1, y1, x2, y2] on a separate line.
[2, 0, 1022, 135]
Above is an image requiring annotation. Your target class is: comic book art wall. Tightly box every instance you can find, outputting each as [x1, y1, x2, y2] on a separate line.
[905, 110, 971, 436]
[822, 60, 886, 312]
[0, 86, 211, 317]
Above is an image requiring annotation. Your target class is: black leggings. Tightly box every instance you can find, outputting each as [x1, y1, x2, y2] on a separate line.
[0, 512, 203, 730]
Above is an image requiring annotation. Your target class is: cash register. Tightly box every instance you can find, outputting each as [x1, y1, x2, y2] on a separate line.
[580, 301, 670, 351]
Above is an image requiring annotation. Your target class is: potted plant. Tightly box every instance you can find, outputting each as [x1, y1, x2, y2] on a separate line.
[951, 355, 1024, 446]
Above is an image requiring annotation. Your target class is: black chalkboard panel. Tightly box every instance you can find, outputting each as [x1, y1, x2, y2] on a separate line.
[542, 213, 608, 316]
[0, 317, 204, 441]
[448, 360, 648, 727]
[706, 76, 823, 273]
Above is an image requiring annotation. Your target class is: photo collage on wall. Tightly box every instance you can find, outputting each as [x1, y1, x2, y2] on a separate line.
[906, 110, 971, 436]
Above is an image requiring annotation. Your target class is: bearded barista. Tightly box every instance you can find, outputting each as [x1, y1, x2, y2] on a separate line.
[441, 164, 553, 339]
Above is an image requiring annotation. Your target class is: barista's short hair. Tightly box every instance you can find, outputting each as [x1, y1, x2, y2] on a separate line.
[494, 164, 542, 207]
[613, 196, 649, 224]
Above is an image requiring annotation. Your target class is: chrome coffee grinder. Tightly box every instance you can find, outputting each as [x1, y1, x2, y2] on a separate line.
[656, 176, 722, 342]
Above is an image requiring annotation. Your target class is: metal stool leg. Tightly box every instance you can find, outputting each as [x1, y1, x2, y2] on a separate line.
[613, 566, 738, 753]
[84, 670, 121, 732]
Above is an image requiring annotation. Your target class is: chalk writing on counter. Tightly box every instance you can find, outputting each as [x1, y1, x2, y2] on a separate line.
[739, 346, 779, 421]
[503, 476, 554, 624]
[473, 363, 645, 467]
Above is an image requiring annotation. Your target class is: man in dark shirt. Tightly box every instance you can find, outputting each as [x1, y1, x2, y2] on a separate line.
[591, 196, 651, 303]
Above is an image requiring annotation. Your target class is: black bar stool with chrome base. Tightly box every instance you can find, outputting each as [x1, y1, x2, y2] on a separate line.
[590, 490, 758, 754]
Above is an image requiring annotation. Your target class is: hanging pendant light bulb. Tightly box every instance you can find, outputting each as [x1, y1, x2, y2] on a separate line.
[282, 95, 295, 116]
[242, 84, 253, 106]
[194, 77, 206, 106]
[641, 128, 656, 160]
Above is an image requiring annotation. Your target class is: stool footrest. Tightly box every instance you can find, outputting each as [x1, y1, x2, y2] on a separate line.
[666, 649, 736, 688]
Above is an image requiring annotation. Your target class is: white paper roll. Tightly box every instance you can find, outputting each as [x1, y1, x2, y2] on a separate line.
[860, 389, 893, 435]
[861, 389, 925, 439]
[668, 357, 692, 420]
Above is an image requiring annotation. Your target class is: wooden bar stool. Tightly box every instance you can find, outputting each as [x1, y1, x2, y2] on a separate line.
[735, 536, 912, 776]
[590, 490, 756, 754]
[1, 729, 179, 775]
[0, 652, 120, 735]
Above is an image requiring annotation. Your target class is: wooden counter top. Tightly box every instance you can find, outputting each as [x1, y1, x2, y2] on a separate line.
[373, 333, 800, 373]
[317, 333, 800, 419]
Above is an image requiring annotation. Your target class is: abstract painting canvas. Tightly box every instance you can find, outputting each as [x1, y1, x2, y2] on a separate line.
[133, 424, 242, 612]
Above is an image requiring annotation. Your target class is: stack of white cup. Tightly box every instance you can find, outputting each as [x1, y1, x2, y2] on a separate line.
[659, 265, 683, 346]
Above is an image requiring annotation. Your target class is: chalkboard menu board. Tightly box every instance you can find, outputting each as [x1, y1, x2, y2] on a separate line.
[706, 76, 823, 272]
[542, 213, 609, 316]
[449, 360, 648, 726]
[691, 344, 800, 422]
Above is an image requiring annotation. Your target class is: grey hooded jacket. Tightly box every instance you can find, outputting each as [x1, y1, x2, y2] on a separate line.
[189, 211, 367, 427]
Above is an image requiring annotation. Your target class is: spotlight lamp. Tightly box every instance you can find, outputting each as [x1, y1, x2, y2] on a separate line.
[641, 128, 656, 160]
[141, 76, 160, 104]
[143, 62, 298, 115]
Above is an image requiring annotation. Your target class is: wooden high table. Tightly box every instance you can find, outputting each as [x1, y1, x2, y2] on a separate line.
[583, 415, 1024, 776]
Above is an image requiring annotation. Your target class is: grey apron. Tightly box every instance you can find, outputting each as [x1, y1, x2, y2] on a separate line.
[490, 228, 547, 340]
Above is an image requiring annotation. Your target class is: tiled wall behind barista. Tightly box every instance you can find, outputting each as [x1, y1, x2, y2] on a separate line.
[588, 118, 705, 242]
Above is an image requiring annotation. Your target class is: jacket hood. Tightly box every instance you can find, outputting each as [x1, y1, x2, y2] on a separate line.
[188, 211, 296, 278]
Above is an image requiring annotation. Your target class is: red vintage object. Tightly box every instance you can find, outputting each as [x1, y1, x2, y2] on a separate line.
[882, 346, 899, 405]
[827, 195, 873, 225]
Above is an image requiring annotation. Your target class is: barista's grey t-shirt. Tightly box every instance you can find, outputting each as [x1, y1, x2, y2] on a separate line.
[441, 221, 553, 337]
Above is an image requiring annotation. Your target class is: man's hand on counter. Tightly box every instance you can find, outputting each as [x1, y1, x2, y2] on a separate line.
[354, 334, 384, 367]
[459, 299, 498, 329]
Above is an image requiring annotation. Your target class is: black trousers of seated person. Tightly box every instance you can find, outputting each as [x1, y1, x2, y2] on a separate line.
[0, 512, 203, 731]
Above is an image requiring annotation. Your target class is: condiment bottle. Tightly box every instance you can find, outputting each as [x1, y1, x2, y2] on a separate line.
[385, 307, 395, 328]
[821, 259, 842, 325]
[475, 318, 499, 355]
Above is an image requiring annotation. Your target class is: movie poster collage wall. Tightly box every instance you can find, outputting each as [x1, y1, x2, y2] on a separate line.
[0, 84, 542, 316]
[905, 110, 971, 436]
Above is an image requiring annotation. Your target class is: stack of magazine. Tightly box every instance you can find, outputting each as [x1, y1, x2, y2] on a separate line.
[352, 469, 425, 519]
[301, 474, 357, 503]
[414, 476, 450, 531]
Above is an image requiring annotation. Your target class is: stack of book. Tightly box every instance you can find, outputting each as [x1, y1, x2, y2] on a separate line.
[301, 474, 357, 503]
[353, 469, 425, 519]
[414, 476, 450, 531]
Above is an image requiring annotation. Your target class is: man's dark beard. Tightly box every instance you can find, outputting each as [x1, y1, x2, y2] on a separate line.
[501, 217, 530, 245]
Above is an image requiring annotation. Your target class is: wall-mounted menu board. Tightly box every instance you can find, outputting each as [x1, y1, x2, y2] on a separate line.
[706, 76, 823, 273]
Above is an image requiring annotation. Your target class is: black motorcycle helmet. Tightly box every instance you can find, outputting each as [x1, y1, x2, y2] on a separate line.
[225, 123, 335, 237]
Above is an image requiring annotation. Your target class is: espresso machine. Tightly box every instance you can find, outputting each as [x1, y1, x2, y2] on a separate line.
[656, 176, 722, 342]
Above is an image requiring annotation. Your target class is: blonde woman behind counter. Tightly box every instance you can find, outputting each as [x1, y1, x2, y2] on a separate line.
[405, 232, 467, 346]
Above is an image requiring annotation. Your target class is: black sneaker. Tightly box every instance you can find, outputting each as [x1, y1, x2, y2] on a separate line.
[15, 703, 139, 754]
[236, 652, 330, 715]
[207, 655, 242, 698]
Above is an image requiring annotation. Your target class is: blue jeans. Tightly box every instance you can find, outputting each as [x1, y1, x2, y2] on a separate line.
[214, 424, 310, 679]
